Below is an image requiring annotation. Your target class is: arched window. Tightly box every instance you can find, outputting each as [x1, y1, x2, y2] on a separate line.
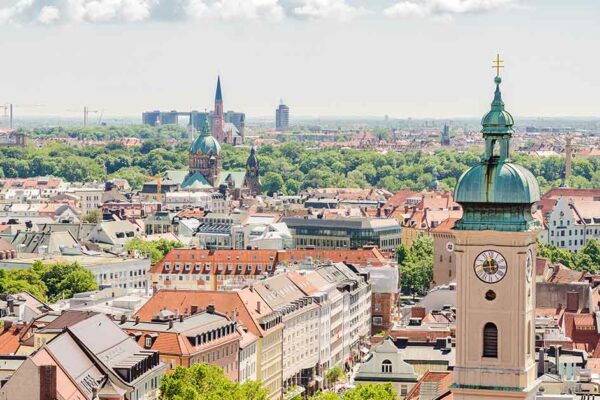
[483, 323, 498, 358]
[381, 359, 392, 373]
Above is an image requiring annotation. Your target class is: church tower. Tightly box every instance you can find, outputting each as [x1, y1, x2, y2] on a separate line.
[245, 146, 261, 196]
[451, 57, 541, 399]
[211, 76, 226, 144]
[189, 117, 222, 186]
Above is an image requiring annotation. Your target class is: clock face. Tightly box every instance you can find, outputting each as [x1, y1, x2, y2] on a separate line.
[525, 249, 533, 283]
[474, 250, 507, 284]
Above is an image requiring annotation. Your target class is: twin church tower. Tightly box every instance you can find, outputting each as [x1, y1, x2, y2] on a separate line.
[451, 56, 541, 399]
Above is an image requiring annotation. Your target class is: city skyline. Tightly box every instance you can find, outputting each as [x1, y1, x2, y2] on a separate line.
[0, 0, 598, 118]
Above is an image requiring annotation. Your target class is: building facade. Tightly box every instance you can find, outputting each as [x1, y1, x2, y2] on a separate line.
[276, 101, 290, 131]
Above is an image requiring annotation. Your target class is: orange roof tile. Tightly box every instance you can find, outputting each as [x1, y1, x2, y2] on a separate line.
[134, 290, 281, 339]
[0, 324, 23, 355]
[406, 370, 453, 400]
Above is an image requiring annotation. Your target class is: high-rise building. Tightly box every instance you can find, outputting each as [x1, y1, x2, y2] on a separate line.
[276, 100, 290, 131]
[451, 67, 541, 399]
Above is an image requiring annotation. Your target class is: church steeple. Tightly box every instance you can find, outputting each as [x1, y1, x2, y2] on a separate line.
[454, 58, 540, 232]
[451, 56, 541, 400]
[215, 75, 223, 102]
[245, 146, 261, 196]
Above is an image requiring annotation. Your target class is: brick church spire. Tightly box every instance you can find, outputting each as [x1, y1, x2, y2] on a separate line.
[211, 76, 225, 143]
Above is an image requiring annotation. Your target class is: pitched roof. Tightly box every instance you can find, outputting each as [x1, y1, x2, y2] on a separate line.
[278, 248, 391, 267]
[406, 370, 453, 400]
[134, 289, 281, 338]
[0, 324, 24, 355]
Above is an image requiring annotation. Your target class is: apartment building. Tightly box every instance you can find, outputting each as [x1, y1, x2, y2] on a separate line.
[2, 311, 166, 400]
[121, 307, 241, 381]
[252, 274, 320, 393]
[134, 289, 284, 400]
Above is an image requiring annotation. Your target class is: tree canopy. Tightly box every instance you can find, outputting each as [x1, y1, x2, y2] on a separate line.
[3, 134, 599, 195]
[398, 235, 434, 295]
[125, 238, 184, 265]
[0, 261, 97, 302]
[160, 363, 268, 400]
[538, 238, 600, 273]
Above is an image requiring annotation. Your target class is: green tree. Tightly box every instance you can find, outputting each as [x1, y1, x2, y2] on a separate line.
[160, 363, 268, 400]
[82, 209, 102, 224]
[125, 238, 183, 265]
[262, 172, 284, 195]
[342, 383, 397, 400]
[399, 236, 434, 295]
[325, 365, 345, 386]
[33, 261, 98, 302]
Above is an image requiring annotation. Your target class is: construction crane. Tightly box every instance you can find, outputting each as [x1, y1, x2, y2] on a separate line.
[146, 175, 163, 204]
[83, 106, 99, 127]
[0, 104, 44, 128]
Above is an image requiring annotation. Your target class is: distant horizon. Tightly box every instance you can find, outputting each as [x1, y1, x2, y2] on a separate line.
[1, 1, 599, 118]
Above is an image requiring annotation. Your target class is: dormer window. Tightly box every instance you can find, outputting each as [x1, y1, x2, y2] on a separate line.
[145, 336, 153, 348]
[164, 263, 171, 271]
[267, 265, 272, 271]
[237, 264, 242, 272]
[184, 264, 191, 271]
[174, 264, 181, 271]
[195, 263, 201, 271]
[257, 264, 263, 272]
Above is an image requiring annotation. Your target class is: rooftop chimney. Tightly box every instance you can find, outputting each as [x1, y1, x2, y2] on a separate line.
[179, 315, 184, 323]
[207, 304, 215, 314]
[120, 314, 127, 324]
[135, 316, 140, 325]
[168, 320, 174, 330]
[256, 301, 261, 314]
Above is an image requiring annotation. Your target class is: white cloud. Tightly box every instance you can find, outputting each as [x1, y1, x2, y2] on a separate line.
[38, 5, 60, 23]
[385, 0, 520, 19]
[293, 0, 364, 21]
[184, 0, 284, 21]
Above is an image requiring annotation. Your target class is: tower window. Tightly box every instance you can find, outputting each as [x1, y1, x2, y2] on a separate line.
[527, 321, 532, 355]
[483, 322, 498, 358]
[381, 359, 392, 373]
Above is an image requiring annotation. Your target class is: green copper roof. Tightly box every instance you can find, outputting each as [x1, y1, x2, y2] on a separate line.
[481, 76, 514, 136]
[455, 162, 540, 204]
[454, 74, 541, 232]
[190, 117, 221, 156]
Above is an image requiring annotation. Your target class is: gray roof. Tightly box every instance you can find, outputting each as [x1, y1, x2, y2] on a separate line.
[120, 312, 231, 334]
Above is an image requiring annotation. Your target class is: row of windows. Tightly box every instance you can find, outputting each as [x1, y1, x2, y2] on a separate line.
[174, 253, 275, 261]
[164, 262, 272, 273]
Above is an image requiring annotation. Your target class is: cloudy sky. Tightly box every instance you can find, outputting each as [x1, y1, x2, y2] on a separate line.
[0, 0, 598, 119]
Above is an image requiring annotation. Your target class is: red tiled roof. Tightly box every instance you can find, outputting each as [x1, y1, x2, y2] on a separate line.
[548, 264, 588, 284]
[431, 218, 460, 233]
[279, 248, 391, 267]
[134, 289, 281, 338]
[563, 312, 600, 356]
[150, 249, 279, 275]
[384, 190, 422, 209]
[406, 370, 453, 400]
[543, 188, 600, 200]
[0, 324, 24, 355]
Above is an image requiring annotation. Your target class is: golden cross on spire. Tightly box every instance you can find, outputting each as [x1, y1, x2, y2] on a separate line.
[493, 53, 504, 76]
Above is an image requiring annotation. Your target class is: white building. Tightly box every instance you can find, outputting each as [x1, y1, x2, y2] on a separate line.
[252, 274, 321, 391]
[547, 197, 600, 252]
[165, 191, 227, 213]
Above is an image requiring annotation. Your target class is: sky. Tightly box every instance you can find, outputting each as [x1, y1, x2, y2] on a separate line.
[0, 0, 599, 120]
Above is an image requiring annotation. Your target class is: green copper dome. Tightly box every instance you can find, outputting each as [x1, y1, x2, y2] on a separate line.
[455, 162, 540, 204]
[190, 117, 221, 156]
[454, 73, 541, 232]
